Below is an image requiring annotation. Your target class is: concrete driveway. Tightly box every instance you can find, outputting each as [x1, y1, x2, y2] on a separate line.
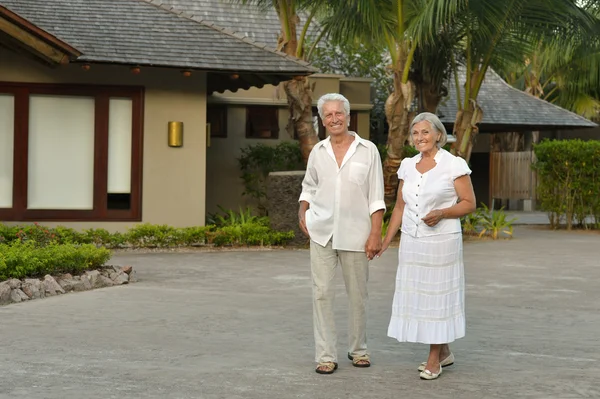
[1, 226, 598, 399]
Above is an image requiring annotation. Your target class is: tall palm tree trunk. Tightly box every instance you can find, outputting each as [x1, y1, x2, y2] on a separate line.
[452, 101, 483, 162]
[275, 3, 319, 165]
[383, 72, 415, 204]
[284, 77, 319, 163]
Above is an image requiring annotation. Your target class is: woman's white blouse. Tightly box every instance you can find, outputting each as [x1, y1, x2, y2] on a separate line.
[399, 149, 471, 238]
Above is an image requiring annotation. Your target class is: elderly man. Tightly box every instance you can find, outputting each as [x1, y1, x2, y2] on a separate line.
[298, 93, 386, 374]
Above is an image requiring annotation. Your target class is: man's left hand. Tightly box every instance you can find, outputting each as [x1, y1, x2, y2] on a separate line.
[365, 233, 382, 260]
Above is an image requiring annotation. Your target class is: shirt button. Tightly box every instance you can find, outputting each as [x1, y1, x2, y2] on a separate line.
[416, 204, 418, 207]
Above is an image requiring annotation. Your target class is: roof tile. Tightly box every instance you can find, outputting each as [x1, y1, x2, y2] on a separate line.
[0, 0, 314, 73]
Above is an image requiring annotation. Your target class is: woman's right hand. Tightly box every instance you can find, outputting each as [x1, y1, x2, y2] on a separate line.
[375, 239, 390, 258]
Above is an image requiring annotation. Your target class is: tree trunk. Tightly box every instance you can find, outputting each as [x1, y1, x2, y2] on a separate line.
[382, 73, 415, 204]
[284, 77, 319, 164]
[382, 77, 442, 204]
[451, 101, 483, 162]
[420, 80, 443, 114]
[277, 6, 318, 166]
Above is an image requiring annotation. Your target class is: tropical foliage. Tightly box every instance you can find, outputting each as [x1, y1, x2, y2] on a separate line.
[497, 1, 600, 120]
[460, 205, 517, 239]
[238, 0, 329, 164]
[533, 139, 600, 230]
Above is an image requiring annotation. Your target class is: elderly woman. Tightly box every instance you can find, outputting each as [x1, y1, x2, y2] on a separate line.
[377, 112, 476, 380]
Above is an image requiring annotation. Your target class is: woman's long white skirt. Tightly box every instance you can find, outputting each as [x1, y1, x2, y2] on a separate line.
[387, 232, 465, 344]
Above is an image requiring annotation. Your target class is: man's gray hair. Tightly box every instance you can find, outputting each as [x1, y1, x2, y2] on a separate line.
[317, 93, 351, 126]
[409, 112, 448, 147]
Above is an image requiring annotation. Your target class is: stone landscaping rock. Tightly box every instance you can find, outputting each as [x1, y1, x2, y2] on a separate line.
[7, 278, 21, 289]
[85, 270, 100, 288]
[57, 278, 76, 292]
[0, 265, 136, 306]
[81, 275, 93, 290]
[43, 275, 65, 296]
[22, 279, 44, 299]
[128, 270, 138, 283]
[110, 271, 129, 285]
[98, 275, 115, 288]
[0, 282, 12, 305]
[68, 279, 87, 292]
[10, 289, 29, 302]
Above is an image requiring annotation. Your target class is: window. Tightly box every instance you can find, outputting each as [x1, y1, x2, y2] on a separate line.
[0, 83, 144, 221]
[207, 105, 227, 138]
[0, 94, 15, 208]
[246, 106, 279, 139]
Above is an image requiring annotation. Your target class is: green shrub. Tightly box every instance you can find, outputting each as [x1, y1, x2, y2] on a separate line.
[533, 139, 600, 229]
[477, 205, 517, 239]
[461, 205, 516, 239]
[0, 220, 291, 250]
[210, 206, 262, 227]
[0, 241, 111, 280]
[461, 209, 485, 236]
[238, 141, 304, 213]
[207, 222, 294, 247]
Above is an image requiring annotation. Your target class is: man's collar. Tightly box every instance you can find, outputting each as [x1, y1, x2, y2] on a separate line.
[322, 131, 367, 149]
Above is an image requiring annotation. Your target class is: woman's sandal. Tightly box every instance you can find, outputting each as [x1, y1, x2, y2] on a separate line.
[347, 353, 371, 368]
[417, 353, 454, 372]
[315, 362, 338, 374]
[419, 367, 442, 380]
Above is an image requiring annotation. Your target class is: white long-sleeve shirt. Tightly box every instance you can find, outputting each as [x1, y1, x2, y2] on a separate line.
[299, 132, 386, 251]
[399, 149, 471, 238]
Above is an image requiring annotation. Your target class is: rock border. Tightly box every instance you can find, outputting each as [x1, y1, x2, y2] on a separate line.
[0, 265, 136, 306]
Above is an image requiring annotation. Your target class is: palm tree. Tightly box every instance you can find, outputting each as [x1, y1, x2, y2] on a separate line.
[420, 0, 596, 162]
[322, 0, 454, 203]
[239, 0, 328, 164]
[500, 14, 600, 122]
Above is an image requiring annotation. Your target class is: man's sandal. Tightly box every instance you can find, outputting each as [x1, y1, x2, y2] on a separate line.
[347, 353, 371, 368]
[315, 362, 338, 374]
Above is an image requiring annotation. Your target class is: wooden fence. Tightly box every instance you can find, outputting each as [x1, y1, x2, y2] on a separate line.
[489, 151, 537, 205]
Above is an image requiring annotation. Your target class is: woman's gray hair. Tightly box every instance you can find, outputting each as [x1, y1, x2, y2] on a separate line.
[317, 93, 351, 126]
[409, 112, 448, 147]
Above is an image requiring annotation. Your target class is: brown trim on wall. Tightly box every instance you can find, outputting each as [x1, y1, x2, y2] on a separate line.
[0, 82, 144, 222]
[94, 94, 109, 218]
[12, 88, 28, 215]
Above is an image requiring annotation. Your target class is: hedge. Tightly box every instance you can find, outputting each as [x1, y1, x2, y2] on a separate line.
[533, 139, 600, 229]
[0, 241, 111, 280]
[0, 221, 295, 249]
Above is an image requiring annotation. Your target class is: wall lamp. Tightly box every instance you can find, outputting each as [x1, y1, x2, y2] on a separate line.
[168, 121, 183, 147]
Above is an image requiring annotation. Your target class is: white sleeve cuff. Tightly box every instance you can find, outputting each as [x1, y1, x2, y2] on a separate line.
[369, 200, 386, 215]
[299, 192, 313, 203]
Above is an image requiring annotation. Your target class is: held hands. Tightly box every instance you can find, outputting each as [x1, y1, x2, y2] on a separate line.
[365, 233, 382, 260]
[422, 209, 444, 227]
[375, 239, 390, 258]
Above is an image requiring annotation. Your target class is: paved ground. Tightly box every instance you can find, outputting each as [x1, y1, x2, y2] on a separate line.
[1, 226, 599, 399]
